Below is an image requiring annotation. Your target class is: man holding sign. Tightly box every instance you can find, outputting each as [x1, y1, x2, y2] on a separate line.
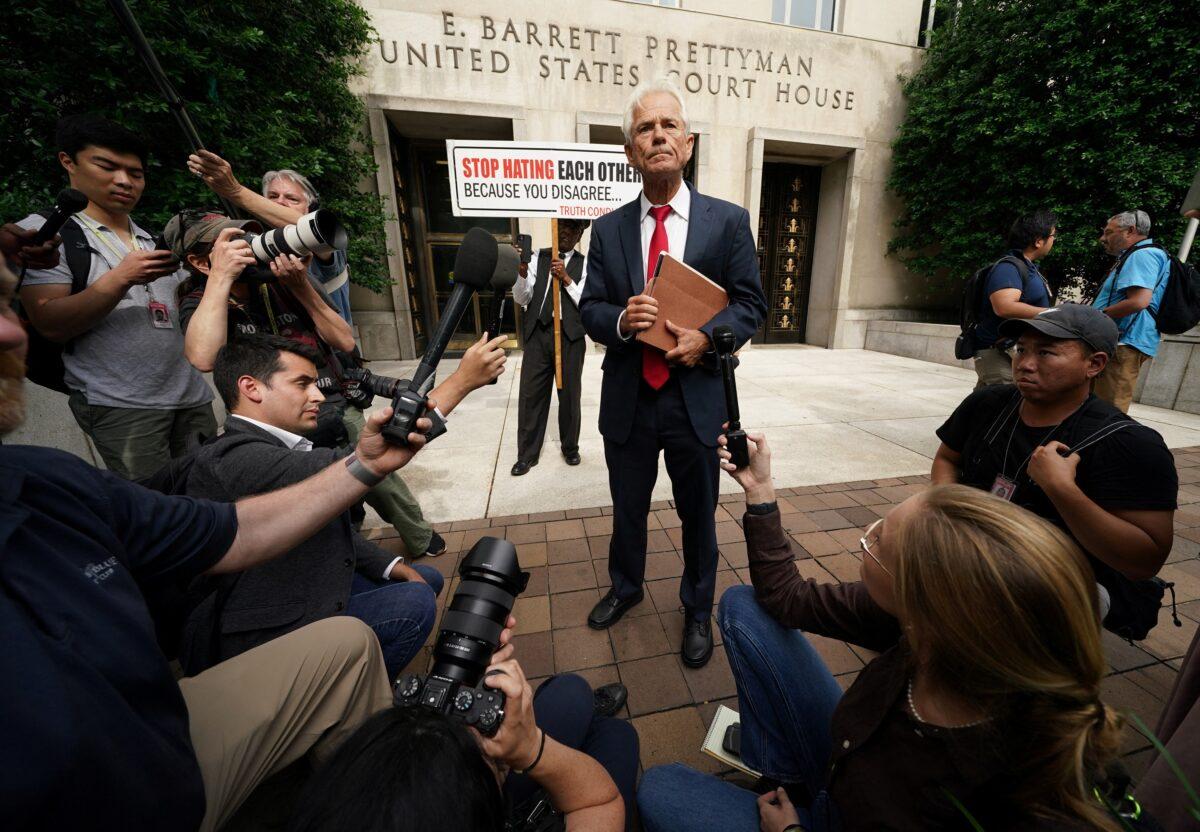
[579, 79, 766, 668]
[511, 219, 590, 476]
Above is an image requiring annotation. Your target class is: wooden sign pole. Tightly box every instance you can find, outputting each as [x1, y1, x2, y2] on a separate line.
[551, 218, 563, 390]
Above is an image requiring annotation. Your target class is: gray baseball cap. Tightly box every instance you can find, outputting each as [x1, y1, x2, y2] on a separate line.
[998, 303, 1119, 356]
[162, 210, 262, 259]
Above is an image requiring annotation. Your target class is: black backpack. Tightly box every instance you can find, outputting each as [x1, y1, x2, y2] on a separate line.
[1113, 242, 1200, 335]
[15, 216, 94, 393]
[955, 255, 1029, 360]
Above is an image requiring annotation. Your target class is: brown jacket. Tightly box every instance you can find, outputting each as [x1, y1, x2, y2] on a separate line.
[1138, 623, 1200, 831]
[744, 508, 1096, 831]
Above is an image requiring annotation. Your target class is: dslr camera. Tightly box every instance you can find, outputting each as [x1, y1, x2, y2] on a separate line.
[338, 365, 433, 446]
[394, 537, 529, 736]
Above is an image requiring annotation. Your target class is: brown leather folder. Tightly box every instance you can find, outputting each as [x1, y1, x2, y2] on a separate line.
[636, 252, 729, 352]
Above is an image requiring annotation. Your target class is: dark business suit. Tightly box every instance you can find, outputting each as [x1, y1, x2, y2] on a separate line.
[517, 248, 587, 464]
[579, 183, 766, 619]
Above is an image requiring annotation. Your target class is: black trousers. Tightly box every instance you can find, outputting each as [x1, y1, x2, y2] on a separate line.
[517, 322, 586, 463]
[604, 376, 720, 621]
[504, 674, 639, 831]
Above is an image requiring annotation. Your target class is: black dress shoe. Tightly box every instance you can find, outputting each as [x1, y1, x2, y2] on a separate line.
[681, 616, 714, 668]
[593, 682, 628, 717]
[587, 588, 644, 629]
[563, 450, 581, 466]
[510, 459, 537, 476]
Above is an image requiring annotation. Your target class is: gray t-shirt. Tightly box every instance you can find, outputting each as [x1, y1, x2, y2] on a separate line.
[17, 213, 213, 409]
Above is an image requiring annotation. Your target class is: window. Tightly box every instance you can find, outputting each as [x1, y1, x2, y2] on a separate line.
[771, 0, 836, 31]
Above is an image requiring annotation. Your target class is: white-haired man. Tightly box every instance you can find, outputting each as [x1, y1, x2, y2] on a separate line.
[579, 79, 767, 667]
[186, 152, 352, 325]
[1092, 209, 1170, 412]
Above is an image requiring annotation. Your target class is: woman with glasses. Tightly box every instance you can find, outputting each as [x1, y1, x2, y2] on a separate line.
[637, 430, 1126, 832]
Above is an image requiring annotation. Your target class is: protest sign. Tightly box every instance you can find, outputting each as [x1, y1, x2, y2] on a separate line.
[446, 140, 643, 218]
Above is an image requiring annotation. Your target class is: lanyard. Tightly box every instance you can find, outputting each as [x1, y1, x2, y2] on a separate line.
[259, 284, 281, 335]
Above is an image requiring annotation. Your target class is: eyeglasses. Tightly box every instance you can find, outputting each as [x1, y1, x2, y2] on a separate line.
[860, 518, 892, 576]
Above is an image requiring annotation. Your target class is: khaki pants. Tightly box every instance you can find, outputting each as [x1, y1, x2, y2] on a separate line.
[68, 391, 217, 480]
[973, 347, 1013, 389]
[342, 405, 432, 556]
[180, 617, 392, 832]
[1093, 345, 1151, 413]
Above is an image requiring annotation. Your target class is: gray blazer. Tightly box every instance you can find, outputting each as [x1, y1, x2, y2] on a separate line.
[178, 418, 396, 674]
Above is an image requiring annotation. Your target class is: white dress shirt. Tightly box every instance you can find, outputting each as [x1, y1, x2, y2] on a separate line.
[230, 414, 313, 451]
[229, 413, 405, 579]
[618, 184, 692, 340]
[513, 249, 587, 315]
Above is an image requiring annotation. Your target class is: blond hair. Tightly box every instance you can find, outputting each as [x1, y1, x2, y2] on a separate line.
[894, 485, 1122, 829]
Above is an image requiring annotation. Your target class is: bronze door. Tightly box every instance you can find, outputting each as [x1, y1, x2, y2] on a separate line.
[755, 163, 820, 344]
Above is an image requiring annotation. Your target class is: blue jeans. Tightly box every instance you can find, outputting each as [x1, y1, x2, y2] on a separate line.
[638, 585, 843, 832]
[505, 674, 640, 831]
[346, 566, 443, 679]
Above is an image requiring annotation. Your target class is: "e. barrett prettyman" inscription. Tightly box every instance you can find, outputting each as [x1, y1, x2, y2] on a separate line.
[377, 11, 856, 109]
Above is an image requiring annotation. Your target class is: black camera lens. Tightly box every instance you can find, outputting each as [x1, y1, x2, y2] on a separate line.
[429, 537, 529, 686]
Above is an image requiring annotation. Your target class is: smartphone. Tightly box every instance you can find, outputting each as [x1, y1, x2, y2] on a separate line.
[722, 723, 742, 757]
[518, 233, 533, 265]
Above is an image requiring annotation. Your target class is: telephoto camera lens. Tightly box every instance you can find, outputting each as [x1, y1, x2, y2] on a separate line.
[243, 209, 348, 265]
[433, 537, 530, 685]
[393, 537, 530, 736]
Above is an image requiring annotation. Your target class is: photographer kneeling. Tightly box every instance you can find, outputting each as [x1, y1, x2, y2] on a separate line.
[291, 641, 637, 832]
[638, 432, 1131, 831]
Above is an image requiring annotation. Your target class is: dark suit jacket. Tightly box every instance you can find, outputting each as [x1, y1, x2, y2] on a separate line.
[579, 183, 766, 446]
[178, 418, 396, 674]
[521, 248, 586, 343]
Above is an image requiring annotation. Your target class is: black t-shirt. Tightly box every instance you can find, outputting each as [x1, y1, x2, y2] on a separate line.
[179, 274, 344, 407]
[1, 445, 238, 830]
[937, 385, 1177, 596]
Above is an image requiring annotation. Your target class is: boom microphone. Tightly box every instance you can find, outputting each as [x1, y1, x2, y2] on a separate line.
[380, 227, 498, 444]
[31, 188, 89, 246]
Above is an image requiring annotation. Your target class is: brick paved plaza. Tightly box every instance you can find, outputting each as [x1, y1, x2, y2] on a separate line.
[369, 446, 1200, 788]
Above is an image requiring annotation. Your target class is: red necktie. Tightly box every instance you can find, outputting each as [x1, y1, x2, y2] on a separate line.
[642, 205, 672, 390]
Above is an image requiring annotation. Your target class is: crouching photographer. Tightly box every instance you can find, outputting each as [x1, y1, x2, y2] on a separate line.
[292, 537, 639, 832]
[637, 430, 1144, 832]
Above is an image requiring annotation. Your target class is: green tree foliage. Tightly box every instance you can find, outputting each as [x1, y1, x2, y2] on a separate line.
[1, 0, 393, 292]
[889, 0, 1199, 303]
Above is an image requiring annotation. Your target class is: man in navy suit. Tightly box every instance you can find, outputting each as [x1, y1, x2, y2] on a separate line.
[579, 79, 767, 667]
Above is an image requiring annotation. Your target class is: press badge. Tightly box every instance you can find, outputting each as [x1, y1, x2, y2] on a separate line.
[148, 301, 173, 329]
[990, 475, 1017, 501]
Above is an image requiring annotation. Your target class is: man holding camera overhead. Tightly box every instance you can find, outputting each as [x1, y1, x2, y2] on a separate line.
[17, 114, 216, 480]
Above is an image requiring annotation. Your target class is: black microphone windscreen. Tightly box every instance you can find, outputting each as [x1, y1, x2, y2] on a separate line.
[58, 188, 89, 214]
[490, 243, 519, 290]
[452, 227, 499, 291]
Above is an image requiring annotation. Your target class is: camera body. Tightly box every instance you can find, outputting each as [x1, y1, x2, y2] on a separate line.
[394, 537, 529, 736]
[381, 388, 430, 446]
[394, 673, 507, 737]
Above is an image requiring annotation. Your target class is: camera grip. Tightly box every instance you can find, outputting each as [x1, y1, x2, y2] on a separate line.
[725, 429, 750, 469]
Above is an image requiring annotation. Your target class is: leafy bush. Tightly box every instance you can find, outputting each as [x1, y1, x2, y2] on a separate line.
[888, 0, 1199, 303]
[0, 0, 392, 292]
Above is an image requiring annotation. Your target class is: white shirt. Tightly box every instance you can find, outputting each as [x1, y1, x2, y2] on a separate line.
[618, 184, 692, 340]
[229, 413, 406, 579]
[513, 249, 587, 314]
[230, 414, 313, 451]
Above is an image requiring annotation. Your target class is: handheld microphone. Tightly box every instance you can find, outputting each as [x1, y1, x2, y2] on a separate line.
[714, 325, 749, 469]
[31, 188, 89, 246]
[381, 227, 498, 445]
